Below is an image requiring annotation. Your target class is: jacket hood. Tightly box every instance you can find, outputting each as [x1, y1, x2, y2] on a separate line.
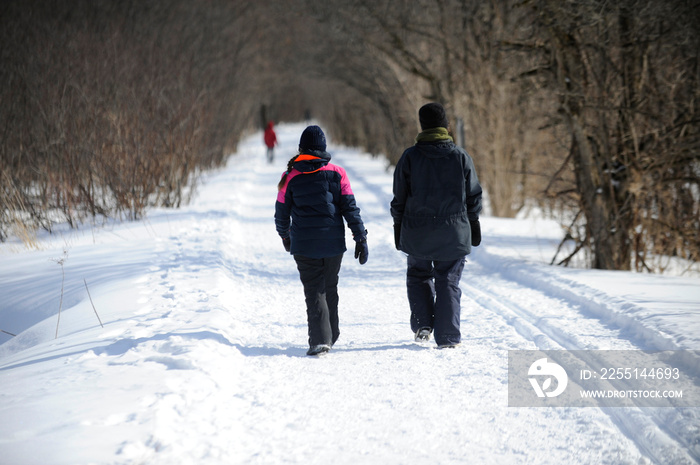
[414, 127, 456, 158]
[293, 149, 331, 173]
[415, 139, 458, 159]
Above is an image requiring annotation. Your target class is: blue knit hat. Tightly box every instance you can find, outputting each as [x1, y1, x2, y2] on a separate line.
[299, 125, 327, 152]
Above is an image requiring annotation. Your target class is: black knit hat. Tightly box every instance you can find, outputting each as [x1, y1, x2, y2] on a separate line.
[299, 125, 327, 152]
[418, 102, 449, 130]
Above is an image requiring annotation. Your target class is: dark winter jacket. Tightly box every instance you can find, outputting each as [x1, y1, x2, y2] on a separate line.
[391, 130, 482, 261]
[275, 149, 365, 259]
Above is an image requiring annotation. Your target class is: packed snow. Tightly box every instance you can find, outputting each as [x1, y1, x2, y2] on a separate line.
[1, 123, 699, 465]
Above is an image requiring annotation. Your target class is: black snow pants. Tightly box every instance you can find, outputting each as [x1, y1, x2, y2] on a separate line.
[294, 254, 343, 347]
[406, 255, 466, 346]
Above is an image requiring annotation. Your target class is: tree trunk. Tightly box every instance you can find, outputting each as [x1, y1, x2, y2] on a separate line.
[550, 24, 631, 270]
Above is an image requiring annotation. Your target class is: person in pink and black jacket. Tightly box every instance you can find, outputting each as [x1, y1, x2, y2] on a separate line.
[275, 125, 368, 356]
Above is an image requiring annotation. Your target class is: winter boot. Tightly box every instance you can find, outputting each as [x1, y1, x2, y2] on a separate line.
[307, 344, 331, 356]
[437, 343, 460, 349]
[414, 327, 432, 342]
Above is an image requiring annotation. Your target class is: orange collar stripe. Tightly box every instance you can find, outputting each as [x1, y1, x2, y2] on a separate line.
[295, 154, 321, 162]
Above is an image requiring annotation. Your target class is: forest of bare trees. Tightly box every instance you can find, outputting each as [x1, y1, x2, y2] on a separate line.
[1, 1, 264, 240]
[1, 0, 698, 273]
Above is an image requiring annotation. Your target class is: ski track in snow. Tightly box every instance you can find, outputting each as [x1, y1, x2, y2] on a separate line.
[0, 123, 698, 465]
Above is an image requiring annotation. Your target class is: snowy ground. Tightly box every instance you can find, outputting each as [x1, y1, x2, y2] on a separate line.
[1, 123, 699, 465]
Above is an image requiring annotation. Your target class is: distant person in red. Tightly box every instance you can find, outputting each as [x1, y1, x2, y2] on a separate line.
[264, 121, 277, 163]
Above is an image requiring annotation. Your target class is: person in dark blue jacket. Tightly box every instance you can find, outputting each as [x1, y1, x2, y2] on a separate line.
[275, 125, 368, 356]
[391, 103, 483, 348]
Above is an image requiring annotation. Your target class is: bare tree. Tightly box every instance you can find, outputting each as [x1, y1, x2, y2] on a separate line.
[0, 0, 265, 240]
[522, 0, 700, 270]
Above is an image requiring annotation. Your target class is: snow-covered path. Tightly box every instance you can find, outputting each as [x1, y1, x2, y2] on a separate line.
[1, 123, 698, 464]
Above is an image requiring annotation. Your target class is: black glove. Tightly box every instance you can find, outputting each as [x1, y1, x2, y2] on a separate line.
[282, 237, 291, 252]
[393, 223, 401, 250]
[470, 220, 481, 247]
[354, 230, 368, 265]
[354, 239, 368, 265]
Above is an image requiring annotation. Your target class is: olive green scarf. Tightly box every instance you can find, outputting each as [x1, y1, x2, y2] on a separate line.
[415, 127, 453, 143]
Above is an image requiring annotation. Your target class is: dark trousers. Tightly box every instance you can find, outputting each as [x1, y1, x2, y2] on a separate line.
[294, 254, 343, 347]
[406, 255, 465, 346]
